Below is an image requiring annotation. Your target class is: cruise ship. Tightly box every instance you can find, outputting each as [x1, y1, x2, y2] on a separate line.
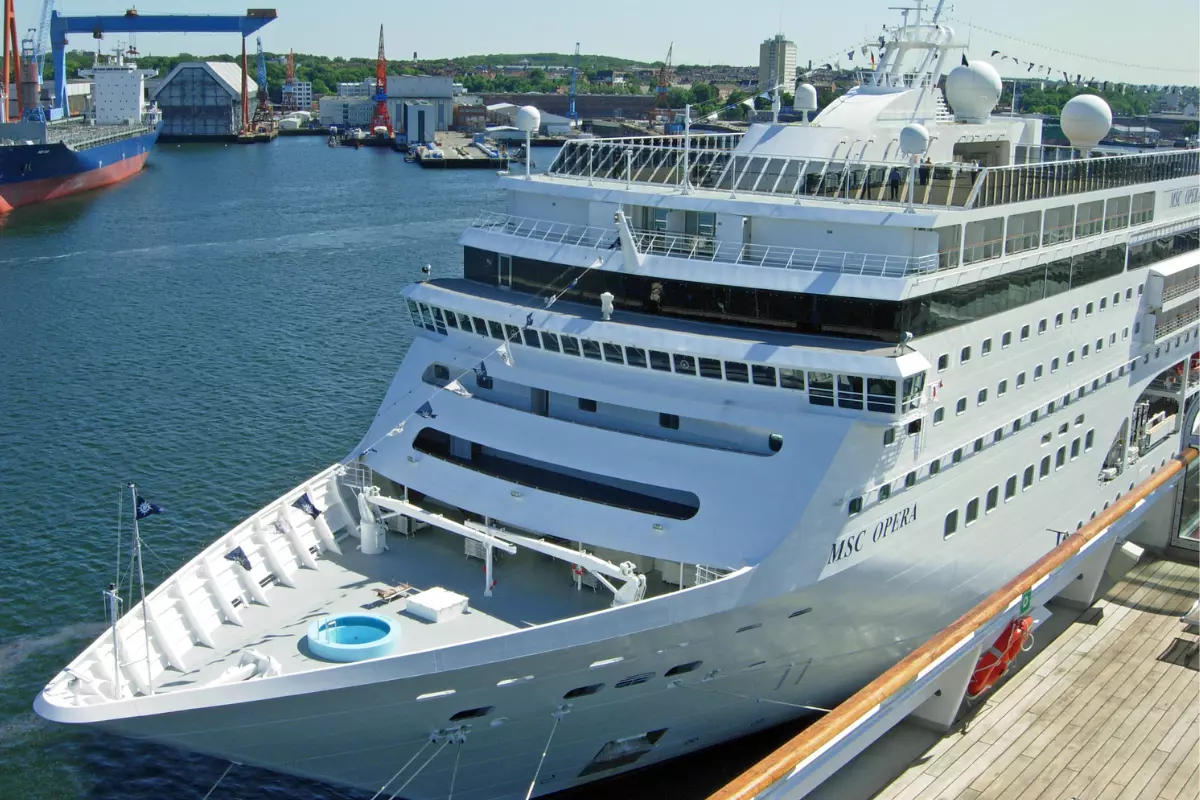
[34, 5, 1199, 799]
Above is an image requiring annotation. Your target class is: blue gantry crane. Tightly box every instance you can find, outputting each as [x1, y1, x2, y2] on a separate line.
[48, 8, 276, 114]
[568, 42, 579, 123]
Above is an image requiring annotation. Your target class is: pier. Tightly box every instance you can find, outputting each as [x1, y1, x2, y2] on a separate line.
[712, 447, 1198, 800]
[413, 131, 510, 169]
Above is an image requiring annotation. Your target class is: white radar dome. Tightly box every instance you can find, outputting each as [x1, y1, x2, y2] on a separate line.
[899, 123, 931, 156]
[1060, 94, 1112, 150]
[945, 60, 1002, 123]
[516, 106, 541, 133]
[794, 83, 818, 112]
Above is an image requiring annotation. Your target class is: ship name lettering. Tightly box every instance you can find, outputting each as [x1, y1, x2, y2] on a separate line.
[826, 503, 919, 566]
[1169, 187, 1200, 208]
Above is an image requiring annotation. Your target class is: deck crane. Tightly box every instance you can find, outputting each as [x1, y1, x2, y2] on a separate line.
[567, 42, 579, 124]
[249, 35, 273, 130]
[18, 0, 53, 121]
[652, 41, 673, 121]
[369, 24, 392, 137]
[281, 48, 297, 113]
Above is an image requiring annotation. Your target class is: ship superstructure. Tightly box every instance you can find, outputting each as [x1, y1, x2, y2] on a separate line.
[0, 50, 159, 212]
[35, 4, 1199, 799]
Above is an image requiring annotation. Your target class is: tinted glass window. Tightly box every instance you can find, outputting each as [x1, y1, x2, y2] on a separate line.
[523, 329, 541, 348]
[562, 336, 581, 356]
[582, 339, 602, 360]
[780, 369, 805, 390]
[649, 350, 671, 371]
[542, 332, 561, 352]
[602, 343, 624, 363]
[837, 375, 864, 410]
[699, 358, 722, 379]
[724, 362, 749, 383]
[625, 346, 647, 367]
[808, 372, 834, 405]
[673, 354, 696, 375]
[488, 320, 505, 339]
[472, 317, 489, 336]
[752, 365, 777, 386]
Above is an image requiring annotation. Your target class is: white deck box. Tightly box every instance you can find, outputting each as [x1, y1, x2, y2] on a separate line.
[407, 587, 469, 623]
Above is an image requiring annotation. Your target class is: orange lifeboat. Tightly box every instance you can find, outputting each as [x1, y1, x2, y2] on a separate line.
[967, 615, 1033, 698]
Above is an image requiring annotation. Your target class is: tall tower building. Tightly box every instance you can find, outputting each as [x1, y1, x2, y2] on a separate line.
[759, 33, 797, 93]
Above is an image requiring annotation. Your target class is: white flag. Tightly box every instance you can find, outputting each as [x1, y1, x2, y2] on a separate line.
[445, 379, 472, 398]
[497, 342, 514, 367]
[386, 422, 406, 437]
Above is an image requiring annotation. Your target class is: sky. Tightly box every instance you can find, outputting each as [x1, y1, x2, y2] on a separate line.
[13, 0, 1200, 87]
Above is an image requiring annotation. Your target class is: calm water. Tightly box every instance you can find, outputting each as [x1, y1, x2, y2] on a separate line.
[0, 137, 801, 799]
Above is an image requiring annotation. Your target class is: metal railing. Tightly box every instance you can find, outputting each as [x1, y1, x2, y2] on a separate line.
[1163, 278, 1200, 303]
[546, 137, 1200, 214]
[629, 229, 937, 277]
[970, 148, 1200, 209]
[470, 211, 618, 249]
[1155, 307, 1200, 340]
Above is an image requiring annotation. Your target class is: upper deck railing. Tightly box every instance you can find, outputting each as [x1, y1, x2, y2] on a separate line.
[546, 135, 1200, 212]
[469, 211, 938, 277]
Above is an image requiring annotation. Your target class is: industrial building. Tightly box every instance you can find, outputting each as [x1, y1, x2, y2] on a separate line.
[336, 81, 371, 97]
[152, 62, 258, 140]
[318, 75, 453, 131]
[759, 33, 797, 92]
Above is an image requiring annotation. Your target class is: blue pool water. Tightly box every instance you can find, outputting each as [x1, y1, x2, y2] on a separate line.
[306, 613, 396, 662]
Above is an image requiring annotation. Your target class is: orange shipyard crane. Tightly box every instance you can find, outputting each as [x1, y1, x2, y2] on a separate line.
[281, 48, 297, 112]
[651, 41, 673, 122]
[370, 24, 392, 137]
[1, 0, 20, 122]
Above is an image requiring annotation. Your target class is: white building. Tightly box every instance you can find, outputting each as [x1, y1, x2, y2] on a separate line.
[290, 80, 313, 110]
[486, 102, 573, 135]
[320, 75, 455, 132]
[336, 81, 371, 98]
[759, 33, 797, 92]
[318, 96, 374, 128]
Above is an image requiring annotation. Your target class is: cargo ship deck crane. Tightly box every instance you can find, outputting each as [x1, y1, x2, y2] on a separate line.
[369, 24, 392, 137]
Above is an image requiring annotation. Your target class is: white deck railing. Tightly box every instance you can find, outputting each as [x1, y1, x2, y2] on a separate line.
[470, 211, 618, 249]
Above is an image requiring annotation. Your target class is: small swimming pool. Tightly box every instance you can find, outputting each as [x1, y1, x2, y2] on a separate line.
[306, 613, 397, 662]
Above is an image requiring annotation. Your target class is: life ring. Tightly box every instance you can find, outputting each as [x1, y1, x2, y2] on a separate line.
[967, 615, 1033, 698]
[572, 564, 584, 577]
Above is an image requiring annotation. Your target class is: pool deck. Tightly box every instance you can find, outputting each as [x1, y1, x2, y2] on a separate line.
[156, 527, 616, 692]
[807, 557, 1199, 800]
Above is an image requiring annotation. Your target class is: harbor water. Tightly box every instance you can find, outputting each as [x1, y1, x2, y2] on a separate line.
[0, 138, 808, 799]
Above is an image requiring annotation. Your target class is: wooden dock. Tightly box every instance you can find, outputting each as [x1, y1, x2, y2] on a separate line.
[809, 557, 1199, 800]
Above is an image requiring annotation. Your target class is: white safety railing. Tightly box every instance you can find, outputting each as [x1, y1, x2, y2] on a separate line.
[630, 229, 938, 277]
[470, 211, 618, 249]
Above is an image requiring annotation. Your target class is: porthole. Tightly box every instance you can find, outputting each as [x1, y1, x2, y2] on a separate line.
[614, 672, 655, 688]
[736, 623, 763, 634]
[450, 706, 494, 721]
[788, 607, 813, 619]
[564, 684, 604, 699]
[769, 433, 784, 452]
[664, 661, 703, 677]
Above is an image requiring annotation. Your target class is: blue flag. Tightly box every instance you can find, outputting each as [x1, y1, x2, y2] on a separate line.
[135, 496, 164, 520]
[417, 401, 437, 419]
[292, 493, 321, 519]
[524, 312, 534, 329]
[224, 546, 251, 571]
[472, 362, 488, 380]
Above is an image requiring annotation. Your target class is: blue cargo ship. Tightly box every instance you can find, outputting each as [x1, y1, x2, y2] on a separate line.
[0, 53, 160, 212]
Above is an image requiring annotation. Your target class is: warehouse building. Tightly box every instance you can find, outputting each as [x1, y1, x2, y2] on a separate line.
[318, 75, 454, 132]
[151, 62, 257, 141]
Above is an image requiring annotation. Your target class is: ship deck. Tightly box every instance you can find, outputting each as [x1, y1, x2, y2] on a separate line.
[153, 524, 654, 693]
[808, 557, 1200, 800]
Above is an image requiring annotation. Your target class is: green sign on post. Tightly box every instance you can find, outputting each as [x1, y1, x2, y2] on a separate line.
[1019, 589, 1032, 614]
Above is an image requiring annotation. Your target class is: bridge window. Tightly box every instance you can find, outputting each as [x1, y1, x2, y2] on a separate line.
[542, 332, 561, 352]
[562, 335, 581, 356]
[837, 376, 864, 410]
[752, 365, 777, 386]
[582, 339, 602, 360]
[672, 354, 695, 375]
[724, 362, 749, 383]
[649, 350, 671, 370]
[699, 358, 722, 379]
[809, 372, 834, 406]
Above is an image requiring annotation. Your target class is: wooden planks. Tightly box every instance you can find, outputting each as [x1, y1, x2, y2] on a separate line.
[870, 558, 1200, 800]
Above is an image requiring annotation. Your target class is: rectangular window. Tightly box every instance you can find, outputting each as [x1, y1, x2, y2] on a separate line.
[848, 497, 862, 516]
[542, 332, 561, 352]
[982, 338, 993, 356]
[965, 498, 979, 525]
[964, 218, 1003, 264]
[582, 340, 602, 360]
[752, 365, 777, 386]
[1105, 195, 1130, 231]
[504, 324, 520, 342]
[986, 487, 998, 513]
[562, 336, 581, 356]
[938, 354, 949, 371]
[1043, 204, 1074, 246]
[1085, 429, 1094, 450]
[1086, 302, 1094, 316]
[1071, 307, 1079, 321]
[648, 349, 671, 370]
[523, 328, 541, 348]
[625, 346, 646, 367]
[724, 362, 749, 383]
[1056, 446, 1066, 469]
[1040, 456, 1051, 478]
[698, 358, 722, 379]
[869, 378, 898, 413]
[944, 510, 958, 538]
[961, 346, 971, 364]
[672, 354, 696, 375]
[1076, 199, 1105, 238]
[1023, 465, 1035, 489]
[978, 388, 988, 405]
[444, 311, 459, 329]
[779, 369, 805, 390]
[472, 317, 489, 337]
[1067, 351, 1075, 365]
[808, 372, 834, 406]
[1130, 191, 1155, 225]
[956, 397, 967, 415]
[933, 407, 945, 425]
[1071, 438, 1080, 460]
[1020, 325, 1030, 341]
[1002, 331, 1012, 348]
[1055, 313, 1064, 328]
[659, 413, 679, 430]
[602, 343, 624, 363]
[488, 320, 505, 339]
[1017, 372, 1026, 388]
[1034, 365, 1043, 380]
[1051, 358, 1060, 373]
[1038, 319, 1047, 334]
[579, 398, 597, 412]
[1005, 476, 1017, 500]
[837, 375, 864, 410]
[1006, 210, 1042, 254]
[998, 379, 1008, 396]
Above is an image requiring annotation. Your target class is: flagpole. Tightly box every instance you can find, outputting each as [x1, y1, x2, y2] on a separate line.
[681, 104, 691, 195]
[130, 482, 153, 696]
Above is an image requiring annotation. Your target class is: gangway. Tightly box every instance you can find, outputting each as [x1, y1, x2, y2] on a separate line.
[712, 446, 1198, 800]
[47, 8, 276, 113]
